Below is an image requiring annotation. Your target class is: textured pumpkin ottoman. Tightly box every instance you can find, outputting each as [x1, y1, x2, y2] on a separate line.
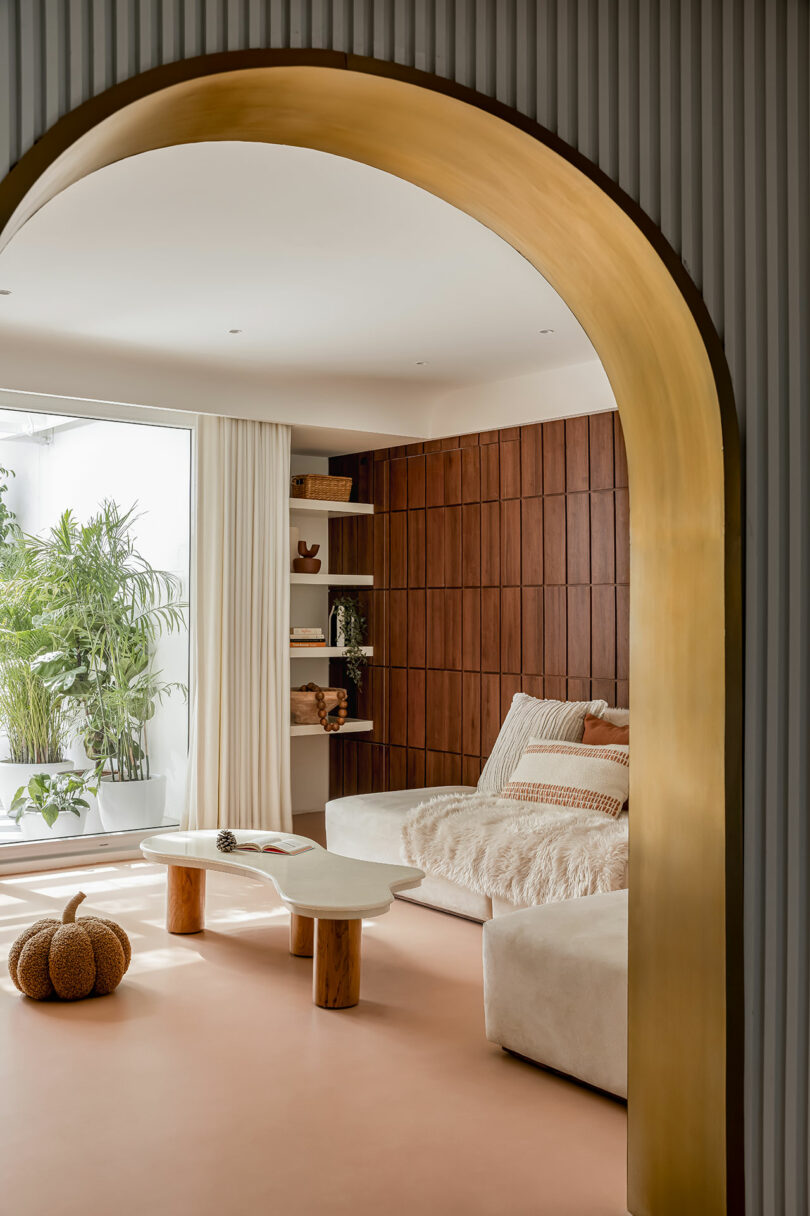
[483, 889, 628, 1098]
[8, 892, 131, 1000]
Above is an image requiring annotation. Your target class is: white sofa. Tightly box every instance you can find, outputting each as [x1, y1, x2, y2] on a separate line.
[326, 785, 509, 920]
[483, 889, 628, 1097]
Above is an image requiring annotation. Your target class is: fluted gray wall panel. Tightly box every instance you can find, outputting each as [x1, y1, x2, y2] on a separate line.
[0, 3, 807, 1211]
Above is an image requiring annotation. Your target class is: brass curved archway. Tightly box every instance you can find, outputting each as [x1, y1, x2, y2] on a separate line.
[0, 54, 742, 1216]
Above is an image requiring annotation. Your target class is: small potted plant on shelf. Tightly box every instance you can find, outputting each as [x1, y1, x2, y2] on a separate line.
[10, 768, 99, 840]
[26, 502, 187, 833]
[329, 594, 368, 689]
[0, 528, 74, 817]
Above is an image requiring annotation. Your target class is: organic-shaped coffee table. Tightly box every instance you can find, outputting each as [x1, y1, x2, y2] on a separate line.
[140, 830, 424, 1008]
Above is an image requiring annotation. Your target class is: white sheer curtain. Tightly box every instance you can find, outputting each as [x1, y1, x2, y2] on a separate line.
[183, 416, 291, 832]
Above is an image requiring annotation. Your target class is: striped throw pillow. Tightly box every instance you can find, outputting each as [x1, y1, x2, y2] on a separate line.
[501, 735, 630, 819]
[477, 694, 608, 795]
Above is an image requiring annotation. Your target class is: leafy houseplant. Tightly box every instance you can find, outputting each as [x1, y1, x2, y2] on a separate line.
[11, 768, 98, 837]
[25, 502, 186, 830]
[329, 594, 368, 689]
[0, 528, 75, 813]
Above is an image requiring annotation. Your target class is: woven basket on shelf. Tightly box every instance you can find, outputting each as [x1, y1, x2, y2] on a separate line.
[290, 474, 353, 502]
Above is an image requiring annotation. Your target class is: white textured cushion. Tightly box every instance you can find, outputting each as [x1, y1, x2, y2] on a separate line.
[483, 890, 628, 1097]
[502, 736, 630, 819]
[477, 694, 608, 795]
[602, 707, 630, 727]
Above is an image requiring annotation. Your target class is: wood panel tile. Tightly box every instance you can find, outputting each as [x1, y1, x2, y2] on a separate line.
[407, 748, 425, 789]
[592, 585, 617, 678]
[372, 664, 388, 744]
[481, 442, 500, 500]
[521, 587, 543, 674]
[407, 668, 426, 749]
[481, 501, 501, 586]
[500, 587, 521, 673]
[501, 673, 522, 720]
[543, 495, 567, 584]
[427, 589, 446, 669]
[388, 591, 408, 667]
[444, 506, 463, 587]
[444, 589, 463, 670]
[426, 507, 445, 586]
[462, 672, 481, 756]
[590, 492, 616, 583]
[481, 588, 501, 673]
[425, 451, 445, 506]
[568, 677, 592, 702]
[357, 742, 373, 795]
[461, 446, 481, 503]
[462, 588, 481, 670]
[565, 417, 590, 491]
[522, 674, 544, 699]
[342, 741, 358, 795]
[481, 673, 502, 756]
[407, 508, 426, 588]
[520, 424, 543, 496]
[389, 458, 408, 510]
[589, 412, 615, 490]
[407, 590, 426, 668]
[500, 498, 521, 585]
[389, 512, 407, 587]
[445, 672, 462, 754]
[615, 487, 630, 583]
[521, 497, 543, 583]
[463, 755, 483, 785]
[462, 503, 481, 585]
[389, 746, 407, 790]
[566, 492, 591, 584]
[407, 454, 425, 508]
[373, 513, 389, 586]
[500, 440, 521, 498]
[616, 584, 630, 682]
[372, 459, 389, 511]
[425, 669, 445, 750]
[614, 413, 628, 487]
[543, 420, 566, 493]
[444, 448, 462, 503]
[567, 585, 591, 677]
[544, 586, 567, 676]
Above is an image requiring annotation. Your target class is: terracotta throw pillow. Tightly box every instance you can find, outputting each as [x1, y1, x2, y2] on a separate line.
[502, 736, 630, 819]
[583, 712, 629, 746]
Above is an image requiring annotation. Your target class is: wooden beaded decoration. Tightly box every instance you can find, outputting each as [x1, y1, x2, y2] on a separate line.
[298, 682, 349, 732]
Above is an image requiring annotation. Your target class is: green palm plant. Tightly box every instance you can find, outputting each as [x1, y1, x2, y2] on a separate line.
[26, 502, 187, 782]
[0, 534, 72, 764]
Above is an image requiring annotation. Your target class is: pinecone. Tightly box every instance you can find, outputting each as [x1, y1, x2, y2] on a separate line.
[217, 829, 238, 853]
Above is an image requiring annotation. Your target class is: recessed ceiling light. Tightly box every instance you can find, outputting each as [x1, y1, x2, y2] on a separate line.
[539, 328, 555, 334]
[228, 328, 242, 334]
[0, 289, 12, 296]
[415, 360, 428, 366]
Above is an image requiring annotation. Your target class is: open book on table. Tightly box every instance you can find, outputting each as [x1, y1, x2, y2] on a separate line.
[231, 834, 314, 856]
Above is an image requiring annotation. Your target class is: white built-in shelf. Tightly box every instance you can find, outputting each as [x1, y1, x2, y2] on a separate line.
[290, 646, 373, 659]
[290, 719, 374, 737]
[289, 498, 374, 518]
[290, 572, 374, 586]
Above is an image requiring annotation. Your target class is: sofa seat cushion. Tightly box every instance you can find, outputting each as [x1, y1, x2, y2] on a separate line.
[483, 890, 628, 1097]
[325, 787, 492, 921]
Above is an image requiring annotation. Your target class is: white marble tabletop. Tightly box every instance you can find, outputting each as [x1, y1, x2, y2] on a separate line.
[141, 830, 424, 920]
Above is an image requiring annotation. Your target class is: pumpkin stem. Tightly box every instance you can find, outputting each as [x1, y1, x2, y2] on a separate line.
[62, 892, 87, 924]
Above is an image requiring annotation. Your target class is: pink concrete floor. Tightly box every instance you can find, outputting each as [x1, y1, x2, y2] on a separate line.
[0, 857, 627, 1216]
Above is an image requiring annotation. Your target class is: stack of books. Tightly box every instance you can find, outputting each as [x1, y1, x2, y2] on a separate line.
[290, 627, 326, 648]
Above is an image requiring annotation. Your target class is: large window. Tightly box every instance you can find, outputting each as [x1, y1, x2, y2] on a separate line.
[0, 409, 190, 851]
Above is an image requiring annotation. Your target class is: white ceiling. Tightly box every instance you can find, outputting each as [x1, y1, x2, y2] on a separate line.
[0, 142, 599, 393]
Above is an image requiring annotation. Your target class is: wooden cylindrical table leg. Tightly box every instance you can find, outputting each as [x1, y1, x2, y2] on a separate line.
[167, 865, 206, 933]
[290, 913, 314, 957]
[314, 919, 362, 1009]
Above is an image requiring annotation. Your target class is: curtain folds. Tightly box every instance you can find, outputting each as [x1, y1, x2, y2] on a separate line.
[184, 416, 291, 832]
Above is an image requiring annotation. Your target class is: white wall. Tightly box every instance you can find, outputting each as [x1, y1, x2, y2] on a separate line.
[0, 416, 191, 825]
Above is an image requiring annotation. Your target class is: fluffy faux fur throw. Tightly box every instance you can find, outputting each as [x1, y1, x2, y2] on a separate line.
[401, 792, 628, 907]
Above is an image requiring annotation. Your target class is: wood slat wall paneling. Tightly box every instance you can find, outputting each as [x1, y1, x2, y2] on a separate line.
[329, 413, 630, 802]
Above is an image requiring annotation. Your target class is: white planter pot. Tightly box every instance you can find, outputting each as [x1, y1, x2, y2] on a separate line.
[97, 774, 167, 833]
[18, 805, 88, 840]
[0, 759, 72, 816]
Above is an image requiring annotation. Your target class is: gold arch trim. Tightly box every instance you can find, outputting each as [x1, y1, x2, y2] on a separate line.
[0, 59, 742, 1215]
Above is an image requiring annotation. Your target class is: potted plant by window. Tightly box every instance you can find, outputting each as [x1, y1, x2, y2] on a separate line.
[27, 502, 186, 833]
[10, 768, 98, 840]
[0, 533, 74, 816]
